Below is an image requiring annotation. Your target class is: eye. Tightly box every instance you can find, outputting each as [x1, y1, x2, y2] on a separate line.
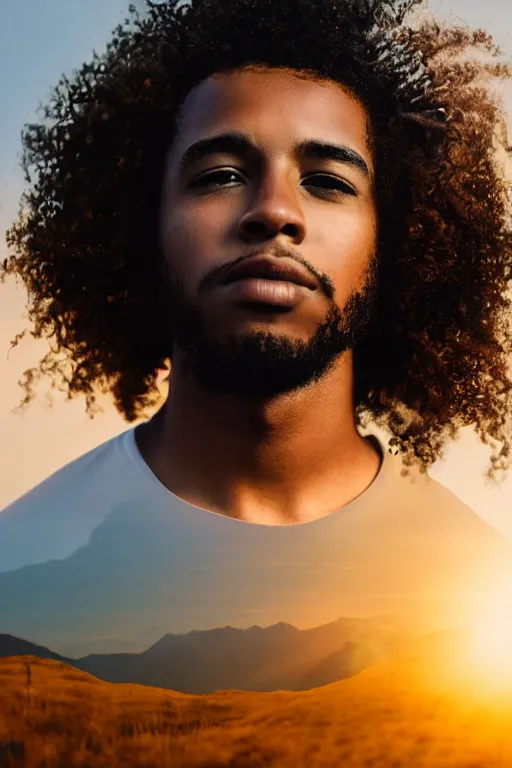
[303, 173, 357, 197]
[188, 168, 243, 190]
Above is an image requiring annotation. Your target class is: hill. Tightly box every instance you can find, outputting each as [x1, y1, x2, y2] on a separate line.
[2, 628, 512, 767]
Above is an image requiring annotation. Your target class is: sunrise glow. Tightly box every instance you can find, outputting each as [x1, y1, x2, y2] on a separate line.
[468, 590, 512, 689]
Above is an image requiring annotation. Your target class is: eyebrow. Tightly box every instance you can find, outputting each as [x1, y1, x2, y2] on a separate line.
[177, 131, 371, 180]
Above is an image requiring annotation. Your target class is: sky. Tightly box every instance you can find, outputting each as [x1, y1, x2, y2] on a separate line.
[1, 0, 512, 533]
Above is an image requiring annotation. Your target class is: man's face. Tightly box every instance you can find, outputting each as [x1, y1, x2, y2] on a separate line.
[160, 67, 378, 397]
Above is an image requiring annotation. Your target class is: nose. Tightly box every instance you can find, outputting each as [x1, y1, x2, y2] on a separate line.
[238, 170, 306, 245]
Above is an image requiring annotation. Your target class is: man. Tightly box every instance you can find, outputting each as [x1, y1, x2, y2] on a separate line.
[1, 0, 512, 759]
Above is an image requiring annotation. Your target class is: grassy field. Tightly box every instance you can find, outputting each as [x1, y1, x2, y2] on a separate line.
[2, 630, 512, 767]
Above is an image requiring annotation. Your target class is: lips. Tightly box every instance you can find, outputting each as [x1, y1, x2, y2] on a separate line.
[221, 255, 317, 291]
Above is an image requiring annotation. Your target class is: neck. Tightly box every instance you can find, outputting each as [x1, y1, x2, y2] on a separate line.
[135, 351, 381, 525]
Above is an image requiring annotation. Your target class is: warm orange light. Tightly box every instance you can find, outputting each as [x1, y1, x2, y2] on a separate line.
[468, 592, 512, 688]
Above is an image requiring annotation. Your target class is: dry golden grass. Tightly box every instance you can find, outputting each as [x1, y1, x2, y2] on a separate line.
[2, 633, 512, 768]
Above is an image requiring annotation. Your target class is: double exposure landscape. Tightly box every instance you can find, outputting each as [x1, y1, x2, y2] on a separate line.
[2, 491, 512, 767]
[3, 623, 512, 767]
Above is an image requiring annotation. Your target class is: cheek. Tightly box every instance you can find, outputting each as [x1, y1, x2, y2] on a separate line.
[161, 200, 229, 265]
[160, 211, 205, 285]
[161, 198, 240, 294]
[322, 209, 377, 290]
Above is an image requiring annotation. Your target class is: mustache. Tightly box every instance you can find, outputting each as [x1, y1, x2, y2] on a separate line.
[200, 243, 335, 300]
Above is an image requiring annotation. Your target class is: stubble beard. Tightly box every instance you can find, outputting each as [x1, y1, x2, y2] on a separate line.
[163, 257, 378, 399]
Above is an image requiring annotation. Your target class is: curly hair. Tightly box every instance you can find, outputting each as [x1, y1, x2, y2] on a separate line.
[2, 0, 512, 478]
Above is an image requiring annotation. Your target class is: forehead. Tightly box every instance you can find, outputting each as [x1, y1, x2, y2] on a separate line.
[174, 67, 371, 158]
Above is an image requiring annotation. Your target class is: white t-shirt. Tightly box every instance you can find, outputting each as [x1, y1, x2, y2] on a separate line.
[0, 426, 510, 694]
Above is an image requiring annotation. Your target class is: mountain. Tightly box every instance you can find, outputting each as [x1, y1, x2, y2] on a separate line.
[0, 634, 69, 664]
[0, 499, 421, 658]
[296, 639, 385, 689]
[0, 616, 411, 694]
[0, 501, 205, 652]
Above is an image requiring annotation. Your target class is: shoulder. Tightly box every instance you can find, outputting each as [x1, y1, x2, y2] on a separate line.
[0, 429, 133, 573]
[385, 448, 512, 555]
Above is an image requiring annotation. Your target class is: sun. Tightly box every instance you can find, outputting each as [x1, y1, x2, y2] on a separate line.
[468, 592, 512, 689]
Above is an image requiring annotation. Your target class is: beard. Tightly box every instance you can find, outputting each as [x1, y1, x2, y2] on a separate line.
[163, 257, 378, 399]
